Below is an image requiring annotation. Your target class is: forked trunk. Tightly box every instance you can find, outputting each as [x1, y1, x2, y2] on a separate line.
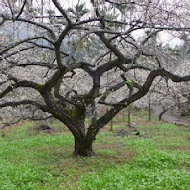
[73, 139, 95, 157]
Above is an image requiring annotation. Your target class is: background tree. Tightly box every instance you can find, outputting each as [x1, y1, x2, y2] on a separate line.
[1, 0, 190, 156]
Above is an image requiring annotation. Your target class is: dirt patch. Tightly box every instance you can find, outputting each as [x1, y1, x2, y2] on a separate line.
[136, 120, 163, 126]
[96, 143, 137, 163]
[115, 123, 143, 137]
[159, 145, 190, 151]
[1, 121, 27, 137]
[27, 124, 56, 135]
[97, 142, 125, 150]
[116, 129, 130, 137]
[101, 150, 137, 164]
[100, 124, 113, 132]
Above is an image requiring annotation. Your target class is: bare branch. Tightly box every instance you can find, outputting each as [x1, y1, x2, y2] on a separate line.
[0, 100, 49, 112]
[15, 0, 27, 19]
[0, 37, 54, 56]
[17, 18, 56, 39]
[52, 0, 71, 25]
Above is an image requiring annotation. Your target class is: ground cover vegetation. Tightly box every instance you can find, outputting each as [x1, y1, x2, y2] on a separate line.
[0, 109, 190, 189]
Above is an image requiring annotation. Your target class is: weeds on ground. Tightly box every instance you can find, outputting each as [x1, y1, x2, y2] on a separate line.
[0, 111, 189, 190]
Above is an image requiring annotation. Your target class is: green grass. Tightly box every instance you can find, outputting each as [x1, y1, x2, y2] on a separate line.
[79, 123, 190, 190]
[0, 110, 190, 190]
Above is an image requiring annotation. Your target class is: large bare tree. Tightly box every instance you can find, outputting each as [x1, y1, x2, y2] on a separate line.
[0, 0, 190, 156]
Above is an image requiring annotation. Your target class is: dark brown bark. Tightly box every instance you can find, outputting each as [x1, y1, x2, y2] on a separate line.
[73, 138, 95, 157]
[127, 105, 131, 126]
[110, 118, 113, 131]
[159, 107, 168, 121]
[148, 97, 151, 121]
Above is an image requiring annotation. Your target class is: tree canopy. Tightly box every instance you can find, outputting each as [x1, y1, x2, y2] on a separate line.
[0, 0, 190, 156]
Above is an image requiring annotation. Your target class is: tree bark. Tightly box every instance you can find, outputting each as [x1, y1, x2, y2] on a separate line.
[73, 138, 95, 157]
[110, 118, 113, 131]
[127, 105, 131, 126]
[148, 93, 151, 121]
[159, 107, 168, 121]
[148, 101, 151, 121]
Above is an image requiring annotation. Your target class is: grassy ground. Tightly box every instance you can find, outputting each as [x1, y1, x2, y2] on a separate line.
[0, 110, 190, 190]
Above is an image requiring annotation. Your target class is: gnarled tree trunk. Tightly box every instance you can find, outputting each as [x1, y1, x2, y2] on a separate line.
[159, 107, 168, 121]
[73, 138, 95, 157]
